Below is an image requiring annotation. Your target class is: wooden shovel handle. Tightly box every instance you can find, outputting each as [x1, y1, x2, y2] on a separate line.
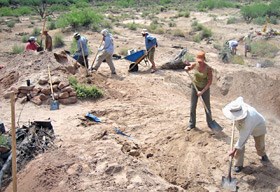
[10, 92, 17, 192]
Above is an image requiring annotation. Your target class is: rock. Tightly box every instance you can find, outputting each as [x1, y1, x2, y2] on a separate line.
[128, 150, 140, 157]
[18, 85, 35, 93]
[17, 92, 26, 98]
[51, 77, 61, 85]
[41, 87, 51, 95]
[69, 91, 77, 97]
[39, 93, 49, 101]
[66, 65, 77, 75]
[58, 81, 70, 90]
[20, 97, 27, 104]
[3, 92, 12, 99]
[58, 96, 77, 105]
[38, 77, 48, 85]
[105, 165, 123, 175]
[53, 84, 59, 92]
[54, 93, 59, 100]
[61, 86, 74, 93]
[59, 92, 69, 99]
[30, 87, 41, 97]
[31, 96, 42, 105]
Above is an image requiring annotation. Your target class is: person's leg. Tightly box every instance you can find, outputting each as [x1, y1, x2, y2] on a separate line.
[234, 146, 245, 171]
[189, 85, 198, 129]
[105, 52, 116, 74]
[77, 56, 85, 67]
[148, 47, 156, 72]
[254, 134, 267, 158]
[201, 88, 213, 127]
[93, 51, 107, 70]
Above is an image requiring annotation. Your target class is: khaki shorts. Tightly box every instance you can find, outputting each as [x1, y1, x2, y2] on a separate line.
[147, 47, 155, 62]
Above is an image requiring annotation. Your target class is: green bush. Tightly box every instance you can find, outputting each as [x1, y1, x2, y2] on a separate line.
[0, 0, 9, 6]
[22, 35, 29, 43]
[70, 39, 77, 54]
[269, 16, 278, 25]
[32, 27, 40, 36]
[251, 40, 279, 58]
[197, 0, 235, 11]
[56, 8, 103, 30]
[191, 21, 204, 32]
[241, 3, 269, 23]
[176, 11, 190, 18]
[6, 20, 16, 28]
[116, 0, 136, 8]
[227, 17, 238, 24]
[53, 33, 65, 48]
[193, 34, 202, 43]
[253, 17, 266, 25]
[172, 29, 185, 37]
[0, 6, 32, 16]
[231, 55, 244, 65]
[168, 21, 176, 27]
[47, 21, 56, 30]
[12, 45, 24, 54]
[184, 53, 195, 62]
[201, 27, 212, 39]
[126, 22, 138, 30]
[69, 76, 103, 99]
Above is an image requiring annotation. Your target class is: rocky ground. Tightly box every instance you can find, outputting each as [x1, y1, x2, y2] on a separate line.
[0, 8, 280, 192]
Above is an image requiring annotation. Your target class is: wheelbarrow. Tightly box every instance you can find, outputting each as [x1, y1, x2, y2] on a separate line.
[124, 49, 149, 72]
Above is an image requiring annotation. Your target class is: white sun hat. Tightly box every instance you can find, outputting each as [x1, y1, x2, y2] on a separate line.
[222, 97, 248, 121]
[101, 29, 108, 36]
[141, 29, 148, 34]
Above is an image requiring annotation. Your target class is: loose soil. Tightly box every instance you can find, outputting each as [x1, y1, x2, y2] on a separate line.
[0, 8, 280, 192]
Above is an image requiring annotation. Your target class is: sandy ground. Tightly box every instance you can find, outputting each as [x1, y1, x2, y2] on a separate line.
[0, 8, 280, 192]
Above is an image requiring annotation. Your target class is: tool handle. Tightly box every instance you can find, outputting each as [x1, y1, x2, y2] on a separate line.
[47, 65, 55, 100]
[186, 71, 210, 114]
[90, 39, 103, 69]
[10, 92, 17, 192]
[228, 121, 235, 180]
[79, 40, 88, 72]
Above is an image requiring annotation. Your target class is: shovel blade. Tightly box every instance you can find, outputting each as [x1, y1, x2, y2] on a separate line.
[221, 176, 237, 191]
[209, 120, 223, 132]
[50, 100, 59, 110]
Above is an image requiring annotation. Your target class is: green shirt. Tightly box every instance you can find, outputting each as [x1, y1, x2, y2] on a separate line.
[193, 64, 210, 89]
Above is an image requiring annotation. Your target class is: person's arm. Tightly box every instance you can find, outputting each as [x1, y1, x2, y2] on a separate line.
[185, 63, 196, 71]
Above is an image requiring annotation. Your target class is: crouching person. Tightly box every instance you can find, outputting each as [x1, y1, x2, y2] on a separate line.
[223, 97, 269, 173]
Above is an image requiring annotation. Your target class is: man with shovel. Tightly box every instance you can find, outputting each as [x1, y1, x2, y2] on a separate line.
[142, 29, 158, 73]
[91, 29, 116, 74]
[223, 97, 269, 173]
[73, 32, 89, 68]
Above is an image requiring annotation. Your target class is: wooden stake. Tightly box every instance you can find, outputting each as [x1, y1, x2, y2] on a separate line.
[10, 92, 17, 192]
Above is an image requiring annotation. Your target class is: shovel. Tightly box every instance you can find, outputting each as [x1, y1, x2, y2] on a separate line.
[222, 121, 237, 191]
[186, 71, 223, 132]
[47, 65, 59, 110]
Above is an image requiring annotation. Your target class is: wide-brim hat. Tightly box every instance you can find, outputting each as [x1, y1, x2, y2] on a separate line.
[73, 32, 80, 38]
[222, 97, 248, 121]
[196, 51, 206, 62]
[29, 36, 36, 41]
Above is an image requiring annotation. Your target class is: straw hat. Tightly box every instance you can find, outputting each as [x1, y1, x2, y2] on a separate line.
[222, 97, 248, 121]
[196, 51, 206, 62]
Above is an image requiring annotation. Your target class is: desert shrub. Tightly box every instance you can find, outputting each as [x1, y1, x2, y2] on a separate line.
[49, 4, 68, 12]
[269, 16, 278, 25]
[176, 11, 190, 18]
[47, 21, 56, 30]
[197, 0, 235, 11]
[184, 53, 195, 62]
[267, 0, 280, 18]
[227, 17, 238, 24]
[6, 20, 16, 28]
[0, 0, 9, 6]
[153, 27, 164, 34]
[253, 17, 266, 25]
[172, 29, 185, 37]
[193, 34, 202, 42]
[70, 39, 77, 54]
[126, 22, 138, 30]
[213, 43, 222, 50]
[0, 6, 32, 16]
[251, 40, 279, 58]
[231, 55, 244, 65]
[0, 135, 9, 148]
[168, 21, 176, 27]
[56, 8, 103, 30]
[201, 27, 212, 39]
[241, 3, 269, 23]
[69, 76, 103, 99]
[191, 21, 204, 32]
[119, 48, 129, 56]
[12, 45, 24, 54]
[32, 27, 40, 36]
[116, 0, 136, 8]
[22, 35, 29, 43]
[53, 33, 65, 48]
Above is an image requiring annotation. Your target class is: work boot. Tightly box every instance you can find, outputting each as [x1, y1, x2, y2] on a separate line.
[186, 126, 194, 131]
[261, 155, 269, 162]
[234, 166, 243, 173]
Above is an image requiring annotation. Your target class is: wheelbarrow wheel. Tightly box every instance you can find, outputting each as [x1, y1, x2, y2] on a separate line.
[128, 63, 138, 72]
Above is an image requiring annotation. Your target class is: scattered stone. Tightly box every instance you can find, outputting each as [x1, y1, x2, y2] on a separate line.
[105, 165, 123, 175]
[30, 87, 41, 97]
[52, 84, 59, 92]
[51, 77, 61, 85]
[3, 92, 12, 99]
[20, 97, 27, 104]
[65, 65, 77, 75]
[17, 93, 26, 98]
[146, 153, 153, 158]
[30, 96, 42, 105]
[54, 93, 59, 100]
[41, 87, 51, 95]
[59, 92, 69, 99]
[38, 77, 48, 85]
[128, 150, 140, 157]
[18, 85, 35, 93]
[58, 81, 70, 90]
[39, 93, 49, 101]
[61, 86, 74, 93]
[58, 96, 77, 105]
[69, 91, 77, 97]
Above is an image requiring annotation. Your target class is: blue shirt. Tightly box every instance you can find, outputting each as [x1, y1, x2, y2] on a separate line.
[101, 34, 114, 55]
[76, 36, 89, 56]
[145, 33, 157, 50]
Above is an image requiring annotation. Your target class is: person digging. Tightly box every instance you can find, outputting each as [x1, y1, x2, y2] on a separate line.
[73, 32, 89, 68]
[223, 96, 269, 173]
[142, 29, 158, 73]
